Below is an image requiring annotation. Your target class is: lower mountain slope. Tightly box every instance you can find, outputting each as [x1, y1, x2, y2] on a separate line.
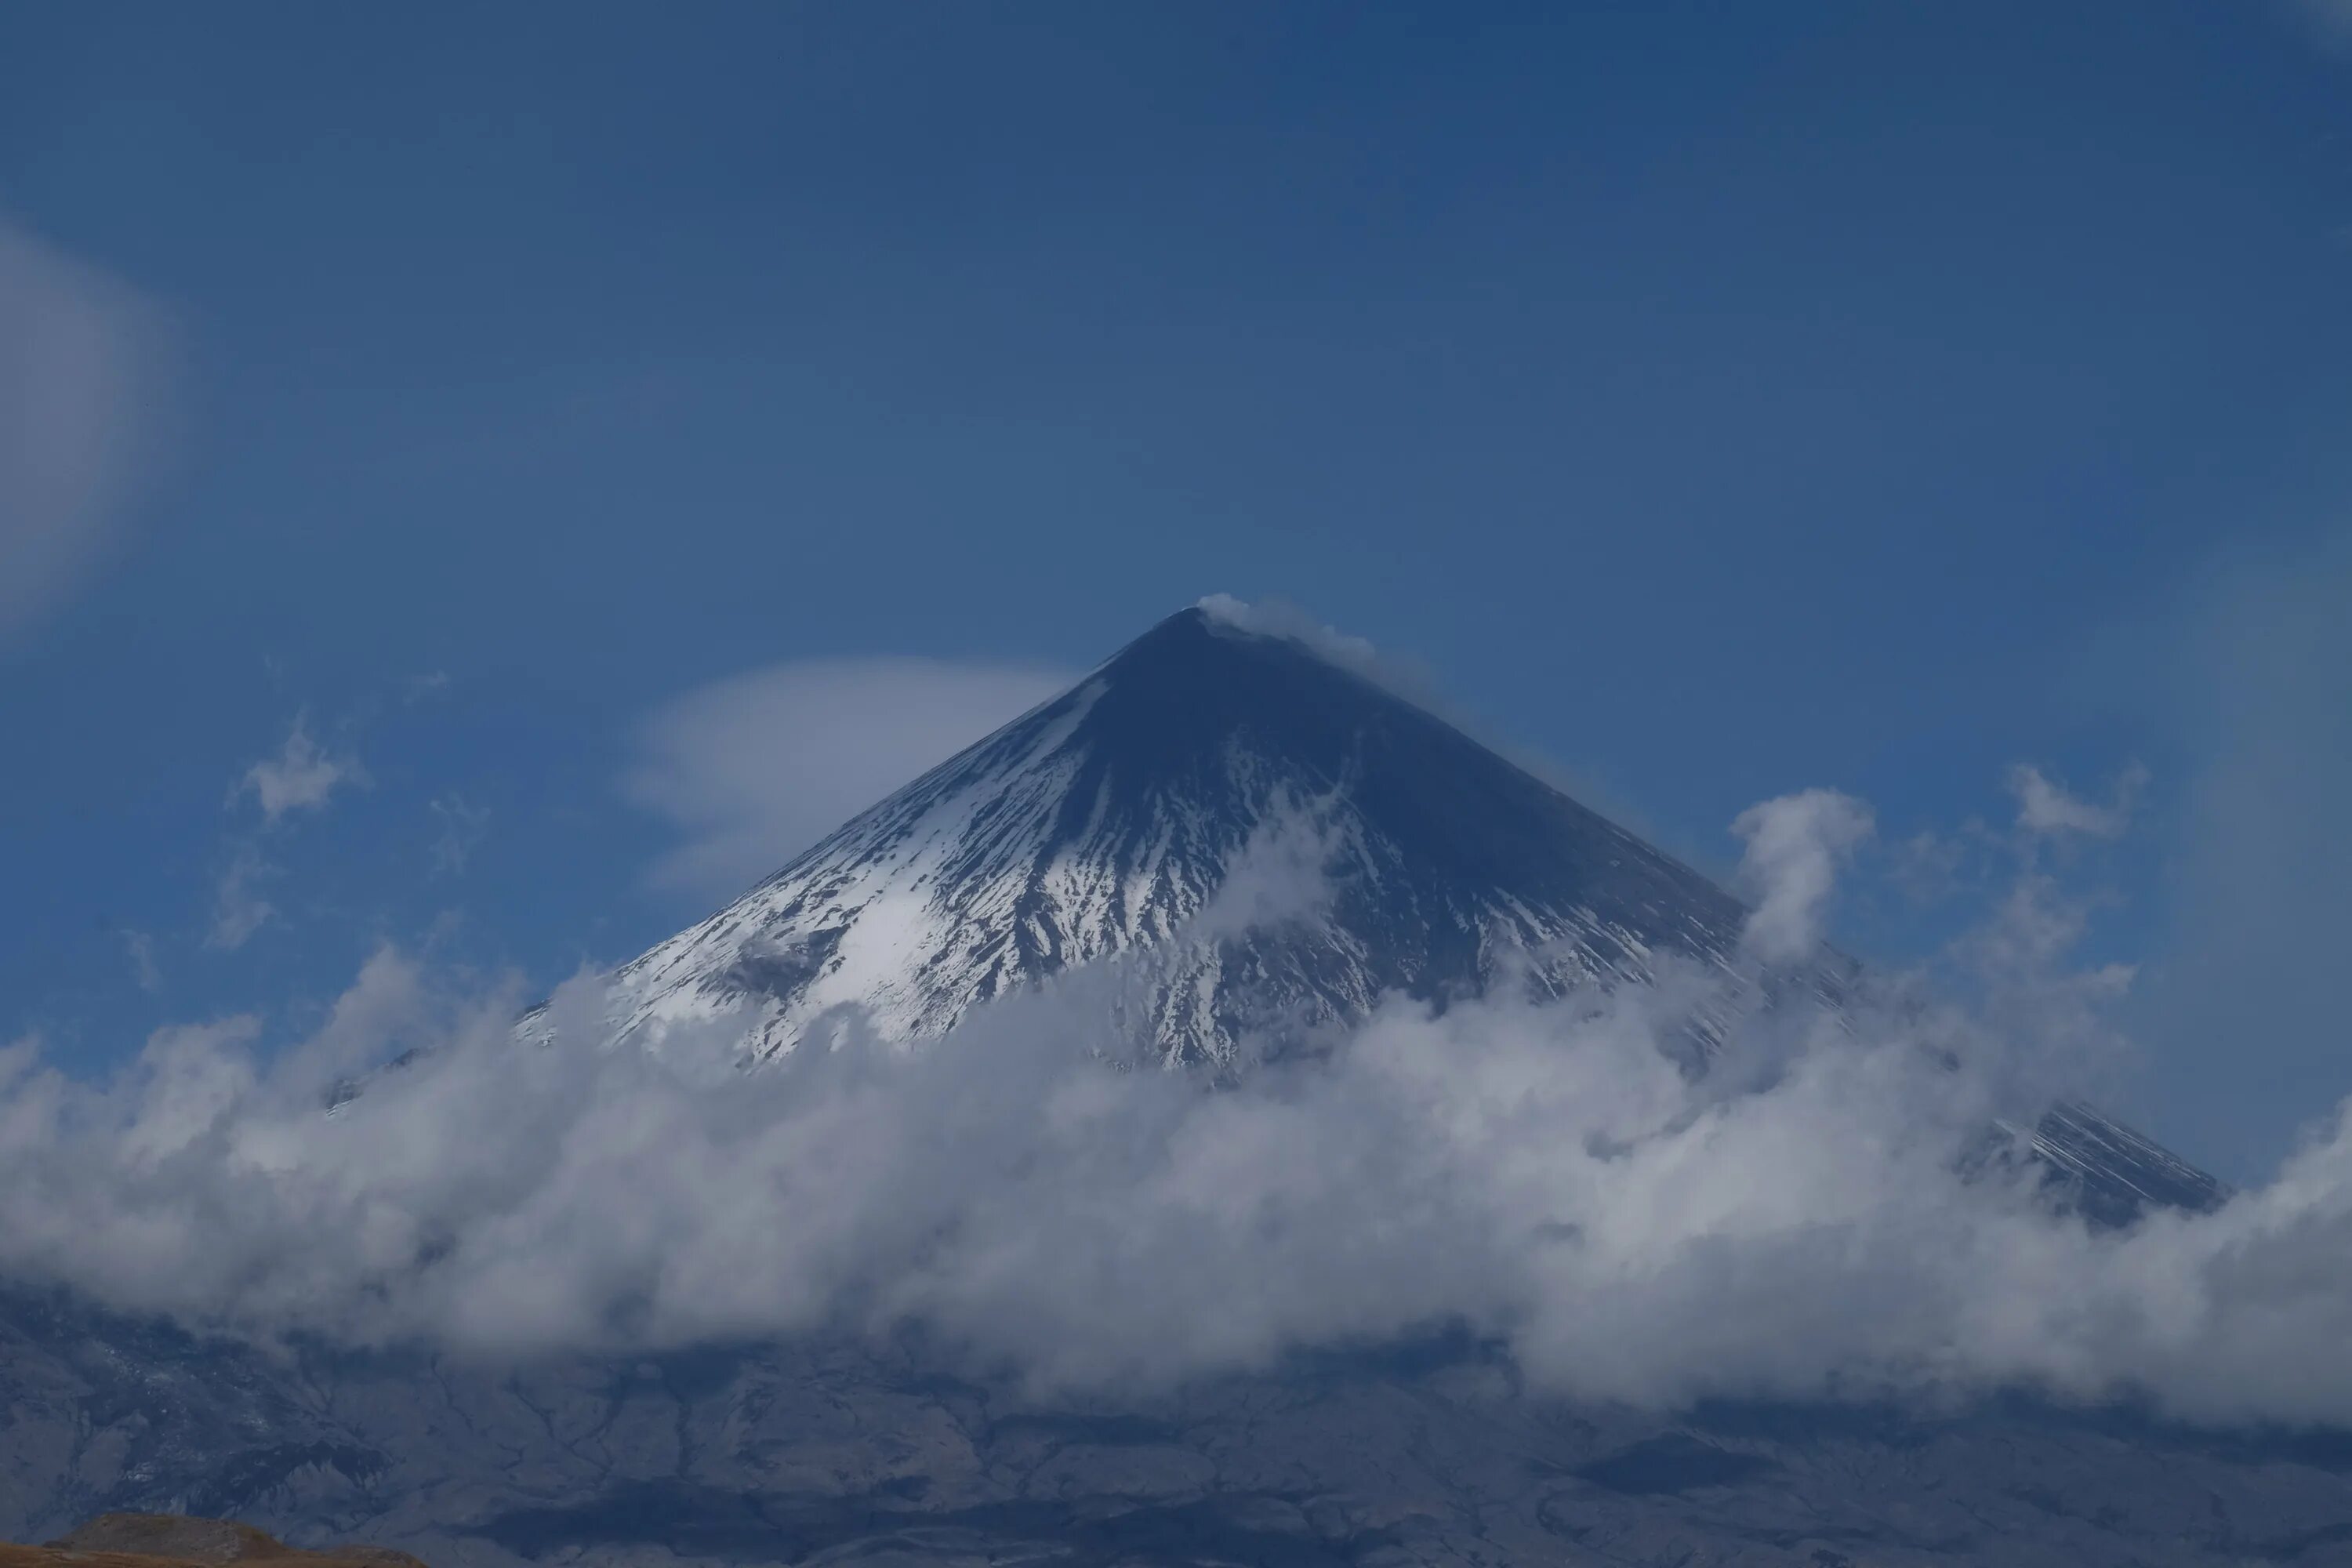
[4, 1288, 2350, 1568]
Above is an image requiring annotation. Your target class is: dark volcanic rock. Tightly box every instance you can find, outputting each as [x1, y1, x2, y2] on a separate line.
[7, 1291, 2352, 1567]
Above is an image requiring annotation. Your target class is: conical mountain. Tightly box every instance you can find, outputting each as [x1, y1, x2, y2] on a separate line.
[607, 601, 1767, 1065]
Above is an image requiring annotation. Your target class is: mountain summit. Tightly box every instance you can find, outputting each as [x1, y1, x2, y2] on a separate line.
[601, 598, 2223, 1222]
[606, 601, 1766, 1065]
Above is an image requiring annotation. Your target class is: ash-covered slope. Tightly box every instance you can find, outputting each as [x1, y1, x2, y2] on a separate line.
[607, 602, 1765, 1066]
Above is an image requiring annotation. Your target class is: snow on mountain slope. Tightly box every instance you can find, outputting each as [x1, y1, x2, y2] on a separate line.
[2021, 1100, 2230, 1226]
[597, 599, 2220, 1225]
[605, 602, 1772, 1067]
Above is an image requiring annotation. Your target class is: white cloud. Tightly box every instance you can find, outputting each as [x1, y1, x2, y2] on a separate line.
[1196, 592, 1457, 712]
[1198, 593, 1381, 673]
[121, 929, 161, 993]
[200, 718, 362, 953]
[429, 793, 490, 877]
[5, 806, 2352, 1429]
[0, 785, 2338, 1430]
[0, 218, 169, 639]
[1730, 788, 1875, 964]
[205, 847, 276, 951]
[2006, 762, 2141, 840]
[234, 716, 365, 824]
[625, 656, 1073, 899]
[20, 770, 2352, 1429]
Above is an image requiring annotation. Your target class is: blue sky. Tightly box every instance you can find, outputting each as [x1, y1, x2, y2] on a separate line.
[0, 2, 2347, 1181]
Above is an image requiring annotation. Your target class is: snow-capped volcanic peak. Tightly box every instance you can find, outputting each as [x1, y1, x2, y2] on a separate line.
[606, 604, 1755, 1065]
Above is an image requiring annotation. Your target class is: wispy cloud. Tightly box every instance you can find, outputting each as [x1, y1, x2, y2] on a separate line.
[626, 657, 1073, 899]
[429, 793, 490, 877]
[205, 847, 276, 952]
[2006, 762, 2143, 840]
[234, 716, 365, 825]
[120, 928, 162, 993]
[0, 217, 170, 640]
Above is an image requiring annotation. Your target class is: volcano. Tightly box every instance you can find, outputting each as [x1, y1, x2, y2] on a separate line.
[603, 599, 1788, 1067]
[596, 599, 2217, 1222]
[0, 604, 2270, 1566]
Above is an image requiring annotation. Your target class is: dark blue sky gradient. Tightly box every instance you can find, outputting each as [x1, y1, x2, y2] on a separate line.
[2, 2, 2346, 1176]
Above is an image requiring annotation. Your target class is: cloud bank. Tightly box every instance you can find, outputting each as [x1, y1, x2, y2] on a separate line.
[625, 657, 1073, 900]
[5, 787, 2352, 1431]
